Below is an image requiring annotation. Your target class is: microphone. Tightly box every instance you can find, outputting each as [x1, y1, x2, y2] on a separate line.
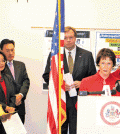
[89, 90, 116, 95]
[115, 80, 120, 92]
[79, 80, 120, 96]
[79, 89, 116, 96]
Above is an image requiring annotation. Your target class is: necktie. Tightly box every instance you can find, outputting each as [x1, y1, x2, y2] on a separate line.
[68, 52, 73, 74]
[9, 62, 15, 79]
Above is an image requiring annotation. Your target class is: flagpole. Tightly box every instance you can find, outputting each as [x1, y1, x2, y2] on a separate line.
[58, 0, 62, 133]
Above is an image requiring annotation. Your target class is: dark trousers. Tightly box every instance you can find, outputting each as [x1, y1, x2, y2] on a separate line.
[61, 92, 77, 134]
[15, 102, 25, 124]
[0, 123, 6, 134]
[18, 114, 25, 124]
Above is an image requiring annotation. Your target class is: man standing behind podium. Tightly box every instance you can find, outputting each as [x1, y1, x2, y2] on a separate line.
[42, 26, 96, 134]
[0, 39, 30, 124]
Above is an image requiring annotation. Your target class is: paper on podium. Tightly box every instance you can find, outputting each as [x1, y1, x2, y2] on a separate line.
[64, 73, 77, 97]
[2, 113, 27, 134]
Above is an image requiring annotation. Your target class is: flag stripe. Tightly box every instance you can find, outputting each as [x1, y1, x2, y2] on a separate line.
[47, 95, 57, 133]
[51, 56, 58, 126]
[47, 0, 66, 133]
[49, 72, 57, 126]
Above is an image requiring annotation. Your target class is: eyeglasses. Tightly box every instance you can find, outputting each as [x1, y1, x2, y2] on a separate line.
[0, 61, 6, 64]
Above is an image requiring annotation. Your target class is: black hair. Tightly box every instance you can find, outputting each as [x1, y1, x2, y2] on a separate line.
[0, 51, 7, 73]
[0, 39, 15, 50]
[96, 48, 116, 67]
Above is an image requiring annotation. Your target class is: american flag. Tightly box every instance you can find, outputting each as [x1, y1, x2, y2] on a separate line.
[47, 0, 66, 134]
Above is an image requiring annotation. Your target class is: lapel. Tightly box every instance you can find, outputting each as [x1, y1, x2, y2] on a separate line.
[63, 50, 69, 74]
[1, 74, 12, 100]
[72, 46, 83, 78]
[0, 80, 5, 96]
[5, 64, 13, 79]
[13, 60, 20, 82]
[5, 60, 20, 82]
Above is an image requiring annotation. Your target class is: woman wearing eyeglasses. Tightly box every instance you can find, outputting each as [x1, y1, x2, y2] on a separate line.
[0, 51, 16, 134]
[79, 48, 120, 96]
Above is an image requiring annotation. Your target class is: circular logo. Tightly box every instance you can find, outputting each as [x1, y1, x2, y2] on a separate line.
[100, 101, 120, 125]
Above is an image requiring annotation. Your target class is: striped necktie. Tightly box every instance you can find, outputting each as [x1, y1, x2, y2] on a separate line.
[68, 52, 73, 74]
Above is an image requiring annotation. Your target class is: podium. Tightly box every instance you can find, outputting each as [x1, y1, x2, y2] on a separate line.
[77, 96, 120, 134]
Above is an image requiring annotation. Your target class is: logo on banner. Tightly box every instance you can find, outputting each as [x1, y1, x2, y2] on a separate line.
[100, 102, 120, 125]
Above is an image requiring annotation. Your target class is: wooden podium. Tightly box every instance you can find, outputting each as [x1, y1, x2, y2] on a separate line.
[77, 96, 120, 134]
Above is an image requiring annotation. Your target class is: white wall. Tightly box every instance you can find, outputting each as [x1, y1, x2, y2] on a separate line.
[0, 0, 120, 133]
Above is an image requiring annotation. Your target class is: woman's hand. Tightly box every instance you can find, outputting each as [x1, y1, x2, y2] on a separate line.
[73, 81, 81, 89]
[65, 81, 81, 91]
[1, 113, 12, 122]
[1, 106, 15, 122]
[5, 106, 15, 113]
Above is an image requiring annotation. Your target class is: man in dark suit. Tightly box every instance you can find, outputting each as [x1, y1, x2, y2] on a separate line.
[0, 39, 30, 124]
[43, 26, 96, 134]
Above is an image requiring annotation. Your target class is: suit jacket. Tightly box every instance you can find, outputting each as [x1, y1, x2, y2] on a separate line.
[5, 60, 30, 115]
[0, 73, 16, 111]
[43, 46, 96, 86]
[43, 45, 96, 102]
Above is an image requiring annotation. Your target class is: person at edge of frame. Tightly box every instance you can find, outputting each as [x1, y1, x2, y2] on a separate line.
[0, 39, 30, 124]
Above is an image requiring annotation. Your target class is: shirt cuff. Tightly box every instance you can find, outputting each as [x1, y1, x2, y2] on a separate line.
[19, 93, 23, 98]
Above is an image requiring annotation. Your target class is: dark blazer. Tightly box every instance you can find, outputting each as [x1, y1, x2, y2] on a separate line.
[43, 45, 96, 110]
[43, 46, 96, 85]
[0, 73, 16, 134]
[43, 45, 96, 107]
[5, 60, 30, 115]
[0, 73, 16, 111]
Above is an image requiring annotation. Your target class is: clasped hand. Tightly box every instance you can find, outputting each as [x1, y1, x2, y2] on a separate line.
[15, 94, 23, 106]
[65, 81, 81, 91]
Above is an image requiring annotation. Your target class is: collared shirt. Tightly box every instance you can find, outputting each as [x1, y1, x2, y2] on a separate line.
[7, 60, 15, 79]
[65, 45, 76, 64]
[7, 60, 14, 71]
[7, 61, 23, 97]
